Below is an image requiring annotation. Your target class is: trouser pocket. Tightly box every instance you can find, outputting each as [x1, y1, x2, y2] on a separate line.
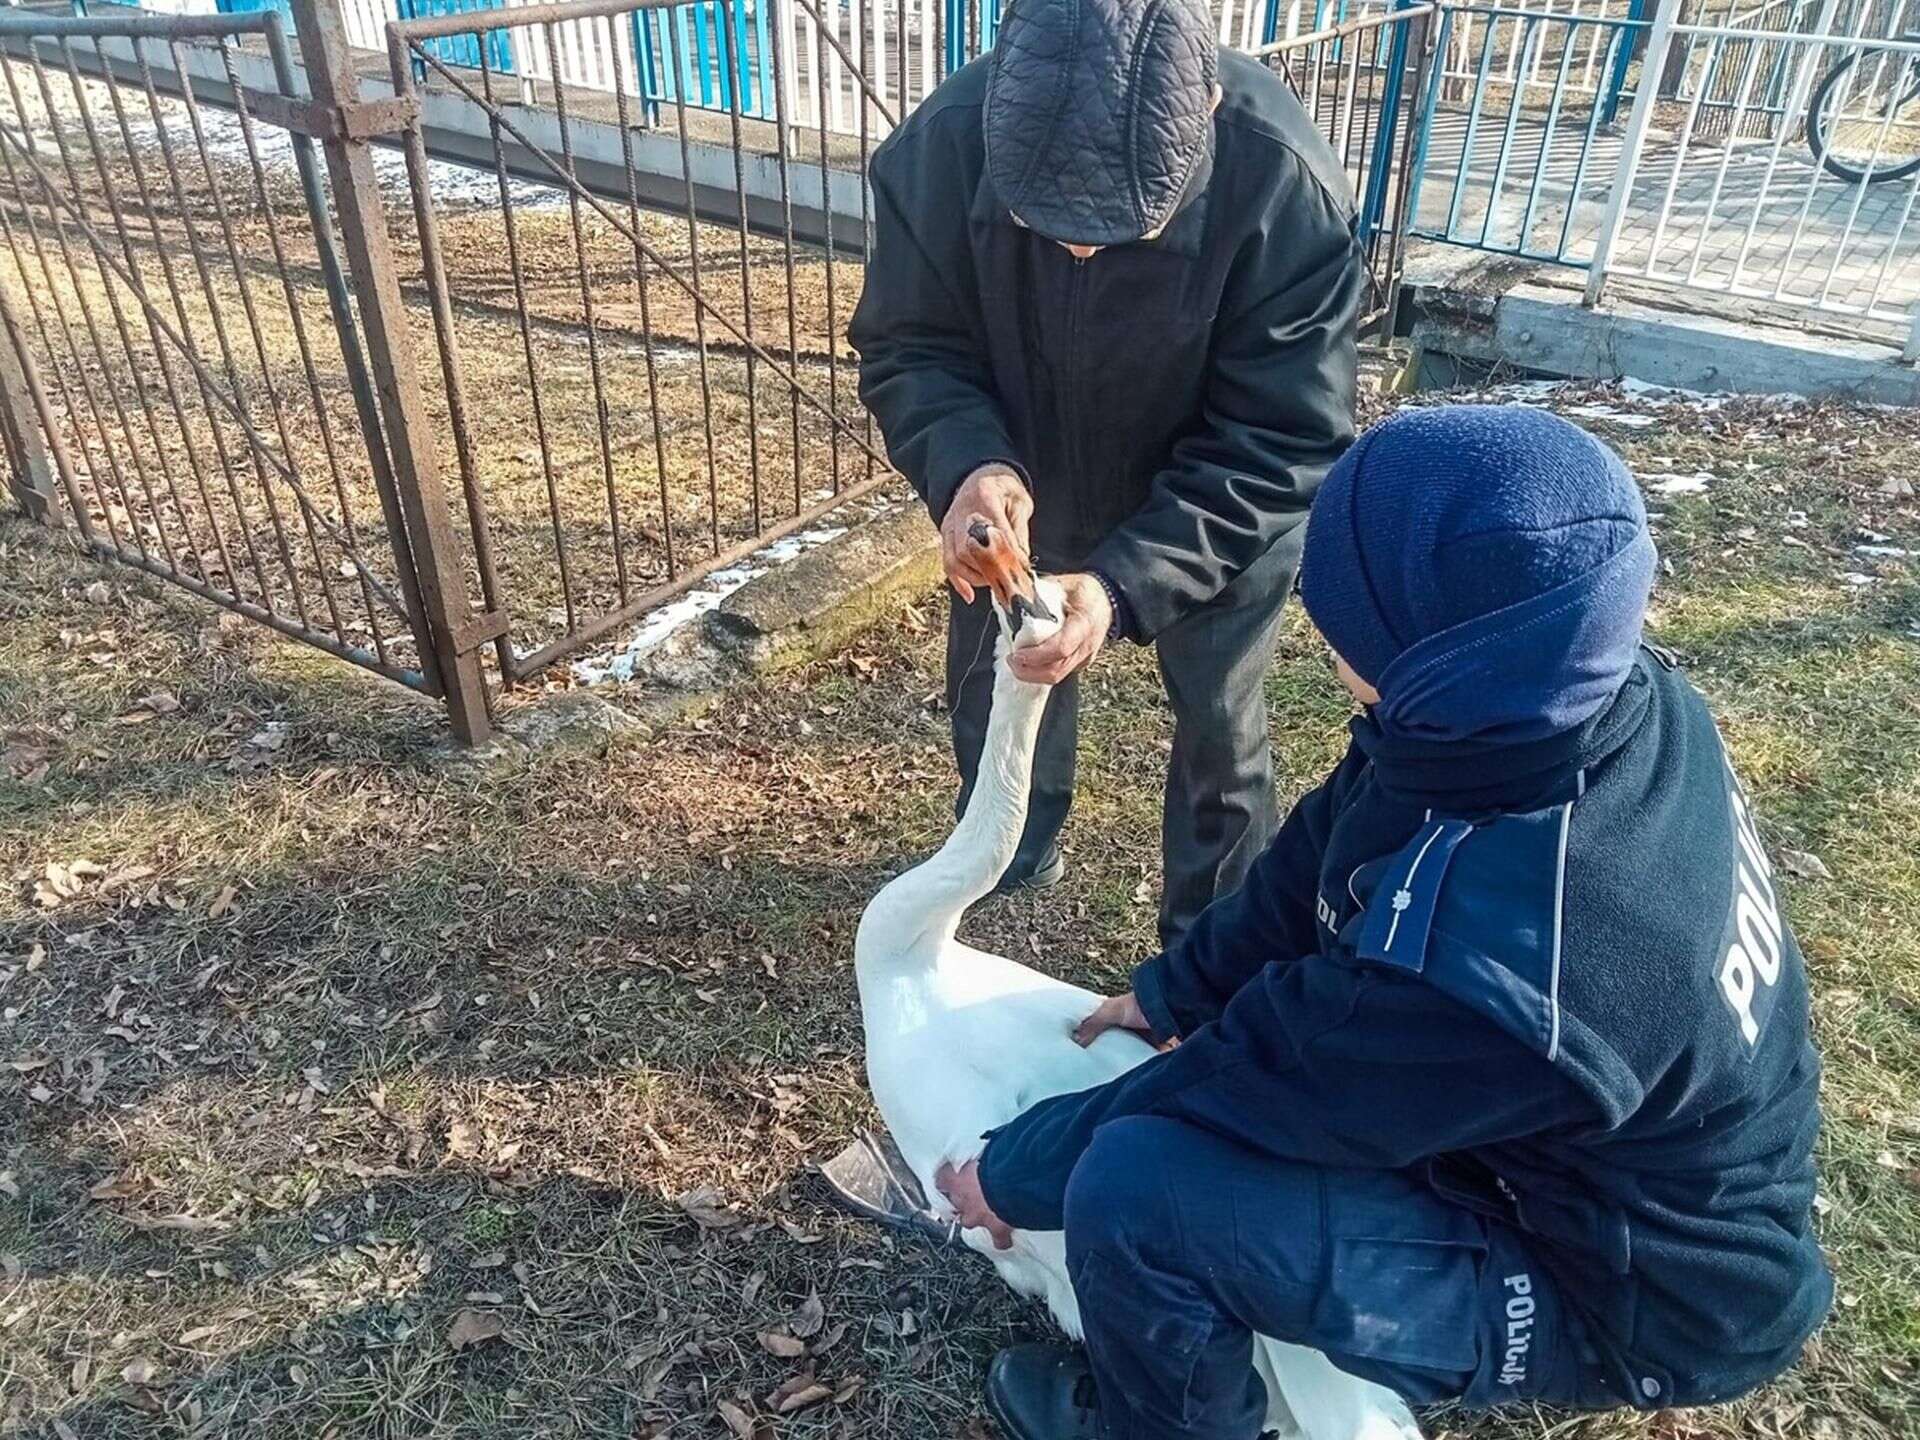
[1314, 1235, 1486, 1378]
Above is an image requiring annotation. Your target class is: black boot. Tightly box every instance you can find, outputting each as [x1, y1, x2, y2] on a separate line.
[984, 1344, 1104, 1440]
[992, 845, 1067, 896]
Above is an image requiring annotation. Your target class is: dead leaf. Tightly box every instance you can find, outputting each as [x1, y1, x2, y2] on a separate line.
[788, 1290, 825, 1339]
[207, 884, 238, 920]
[758, 1330, 807, 1359]
[128, 1212, 232, 1234]
[813, 1321, 848, 1353]
[1779, 849, 1832, 881]
[832, 1375, 865, 1405]
[779, 1218, 823, 1245]
[446, 1120, 481, 1160]
[52, 1420, 79, 1440]
[121, 1356, 160, 1386]
[676, 1185, 742, 1230]
[446, 1308, 504, 1351]
[136, 691, 180, 715]
[179, 1326, 220, 1346]
[25, 943, 45, 972]
[471, 1249, 507, 1270]
[0, 1172, 16, 1200]
[84, 580, 110, 605]
[769, 1377, 833, 1414]
[89, 1174, 138, 1202]
[6, 1056, 52, 1074]
[69, 1357, 89, 1392]
[715, 1400, 758, 1440]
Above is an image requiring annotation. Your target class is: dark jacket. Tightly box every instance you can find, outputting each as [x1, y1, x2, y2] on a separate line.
[979, 651, 1832, 1407]
[847, 50, 1362, 641]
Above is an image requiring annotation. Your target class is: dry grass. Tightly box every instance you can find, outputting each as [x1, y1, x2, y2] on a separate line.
[4, 380, 1919, 1439]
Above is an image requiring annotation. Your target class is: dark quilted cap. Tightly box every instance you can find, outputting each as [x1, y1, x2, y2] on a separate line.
[984, 0, 1219, 247]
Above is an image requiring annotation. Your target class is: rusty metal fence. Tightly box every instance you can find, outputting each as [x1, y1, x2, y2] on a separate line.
[381, 0, 893, 685]
[0, 2, 497, 738]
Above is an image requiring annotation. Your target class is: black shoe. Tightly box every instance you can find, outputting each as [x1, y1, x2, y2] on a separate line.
[992, 847, 1066, 896]
[984, 1344, 1104, 1440]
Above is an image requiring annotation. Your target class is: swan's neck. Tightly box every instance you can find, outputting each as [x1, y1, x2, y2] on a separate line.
[857, 646, 1049, 970]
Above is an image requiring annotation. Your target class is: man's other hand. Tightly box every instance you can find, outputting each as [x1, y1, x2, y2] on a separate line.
[941, 466, 1034, 604]
[936, 1159, 1013, 1249]
[1074, 991, 1156, 1048]
[1008, 573, 1112, 685]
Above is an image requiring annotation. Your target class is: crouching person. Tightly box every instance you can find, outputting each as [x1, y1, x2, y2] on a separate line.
[938, 406, 1832, 1437]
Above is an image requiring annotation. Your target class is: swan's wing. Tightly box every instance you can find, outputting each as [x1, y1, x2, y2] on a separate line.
[1256, 1338, 1424, 1440]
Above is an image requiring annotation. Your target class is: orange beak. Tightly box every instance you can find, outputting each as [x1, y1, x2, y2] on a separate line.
[967, 519, 1056, 625]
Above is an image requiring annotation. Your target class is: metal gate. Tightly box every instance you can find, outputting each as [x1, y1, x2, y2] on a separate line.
[377, 0, 895, 684]
[0, 3, 496, 739]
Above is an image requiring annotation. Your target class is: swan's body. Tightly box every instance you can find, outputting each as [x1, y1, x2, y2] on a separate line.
[855, 581, 1423, 1440]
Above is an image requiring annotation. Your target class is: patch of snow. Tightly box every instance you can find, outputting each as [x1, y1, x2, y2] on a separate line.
[1562, 402, 1658, 429]
[97, 87, 568, 213]
[568, 504, 868, 686]
[1648, 471, 1715, 496]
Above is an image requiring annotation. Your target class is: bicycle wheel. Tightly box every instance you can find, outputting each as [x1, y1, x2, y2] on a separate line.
[1808, 51, 1920, 183]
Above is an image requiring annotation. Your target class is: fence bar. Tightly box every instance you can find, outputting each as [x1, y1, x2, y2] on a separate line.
[1583, 0, 1677, 306]
[0, 277, 60, 527]
[290, 0, 494, 741]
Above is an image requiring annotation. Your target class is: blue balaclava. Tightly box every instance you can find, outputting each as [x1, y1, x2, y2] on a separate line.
[1299, 405, 1656, 746]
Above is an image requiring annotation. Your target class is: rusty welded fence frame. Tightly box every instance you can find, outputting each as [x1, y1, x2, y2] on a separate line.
[0, 1, 498, 740]
[380, 0, 900, 684]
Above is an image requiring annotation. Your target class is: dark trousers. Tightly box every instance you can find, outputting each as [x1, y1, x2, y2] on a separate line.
[946, 537, 1299, 947]
[1062, 1117, 1612, 1440]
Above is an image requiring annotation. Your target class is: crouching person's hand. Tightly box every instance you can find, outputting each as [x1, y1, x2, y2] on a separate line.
[1074, 991, 1162, 1048]
[937, 1159, 1013, 1250]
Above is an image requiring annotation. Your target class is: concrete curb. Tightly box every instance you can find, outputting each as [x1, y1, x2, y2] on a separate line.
[1405, 255, 1920, 405]
[438, 501, 940, 772]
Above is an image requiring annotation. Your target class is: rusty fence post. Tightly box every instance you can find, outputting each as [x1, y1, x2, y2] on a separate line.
[0, 275, 59, 526]
[288, 0, 494, 743]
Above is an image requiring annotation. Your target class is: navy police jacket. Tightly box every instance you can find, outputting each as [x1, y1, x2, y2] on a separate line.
[978, 650, 1832, 1406]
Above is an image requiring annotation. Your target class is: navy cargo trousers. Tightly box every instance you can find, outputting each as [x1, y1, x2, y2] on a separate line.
[1062, 1116, 1620, 1440]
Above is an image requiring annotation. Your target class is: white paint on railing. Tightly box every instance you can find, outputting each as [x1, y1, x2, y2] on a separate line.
[1591, 2, 1920, 345]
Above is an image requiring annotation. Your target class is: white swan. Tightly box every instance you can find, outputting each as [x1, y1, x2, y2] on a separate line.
[854, 548, 1424, 1440]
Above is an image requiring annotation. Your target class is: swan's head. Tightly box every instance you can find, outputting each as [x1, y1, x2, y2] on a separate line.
[1003, 575, 1066, 650]
[967, 522, 1059, 645]
[966, 518, 1059, 645]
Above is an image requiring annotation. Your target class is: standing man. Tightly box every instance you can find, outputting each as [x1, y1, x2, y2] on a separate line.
[849, 0, 1361, 944]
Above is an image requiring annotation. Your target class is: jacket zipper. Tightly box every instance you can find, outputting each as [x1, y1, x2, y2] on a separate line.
[1062, 254, 1087, 528]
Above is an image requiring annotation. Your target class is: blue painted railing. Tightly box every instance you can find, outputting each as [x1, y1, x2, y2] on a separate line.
[1403, 4, 1651, 266]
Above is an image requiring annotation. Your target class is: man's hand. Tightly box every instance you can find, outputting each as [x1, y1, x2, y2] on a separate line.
[1074, 991, 1157, 1048]
[936, 1159, 1013, 1249]
[941, 467, 1033, 604]
[1007, 572, 1113, 686]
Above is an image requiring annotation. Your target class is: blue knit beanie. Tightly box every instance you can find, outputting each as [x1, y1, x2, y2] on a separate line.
[1300, 405, 1656, 745]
